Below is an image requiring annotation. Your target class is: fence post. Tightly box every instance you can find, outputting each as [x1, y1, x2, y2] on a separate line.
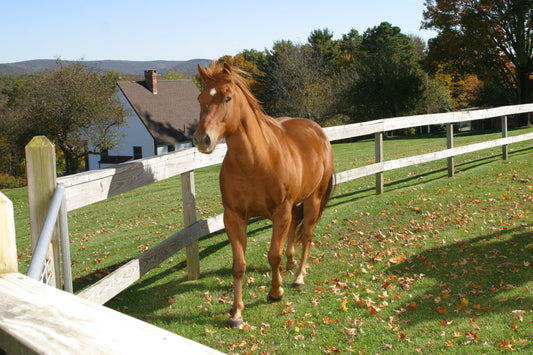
[0, 193, 18, 274]
[59, 191, 73, 293]
[375, 132, 384, 195]
[181, 171, 200, 280]
[446, 123, 455, 177]
[501, 116, 508, 160]
[25, 136, 61, 288]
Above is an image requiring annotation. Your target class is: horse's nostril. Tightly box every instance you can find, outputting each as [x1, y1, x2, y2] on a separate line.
[203, 135, 211, 147]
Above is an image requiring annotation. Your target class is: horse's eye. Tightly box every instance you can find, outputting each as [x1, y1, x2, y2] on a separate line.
[225, 96, 232, 103]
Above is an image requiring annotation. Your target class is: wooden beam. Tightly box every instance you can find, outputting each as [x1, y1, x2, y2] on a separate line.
[0, 193, 17, 274]
[182, 171, 200, 280]
[77, 213, 225, 305]
[375, 132, 384, 195]
[25, 136, 60, 288]
[334, 132, 533, 185]
[502, 116, 508, 160]
[323, 103, 533, 142]
[0, 273, 223, 355]
[446, 123, 455, 177]
[58, 104, 533, 213]
[58, 144, 227, 212]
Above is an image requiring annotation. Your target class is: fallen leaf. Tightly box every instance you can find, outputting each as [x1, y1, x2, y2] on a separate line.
[435, 307, 447, 314]
[469, 318, 480, 330]
[512, 310, 526, 322]
[444, 340, 455, 347]
[498, 339, 516, 351]
[341, 298, 349, 312]
[439, 319, 453, 326]
[465, 330, 479, 341]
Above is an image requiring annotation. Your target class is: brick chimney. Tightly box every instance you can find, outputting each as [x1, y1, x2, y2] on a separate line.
[144, 70, 157, 94]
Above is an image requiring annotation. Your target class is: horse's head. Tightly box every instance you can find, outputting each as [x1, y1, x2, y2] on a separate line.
[193, 62, 240, 154]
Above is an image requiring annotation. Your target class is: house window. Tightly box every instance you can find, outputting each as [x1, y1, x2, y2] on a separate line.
[133, 146, 142, 160]
[168, 144, 175, 152]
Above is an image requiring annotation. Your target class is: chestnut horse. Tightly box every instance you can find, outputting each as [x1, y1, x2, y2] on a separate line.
[193, 62, 334, 328]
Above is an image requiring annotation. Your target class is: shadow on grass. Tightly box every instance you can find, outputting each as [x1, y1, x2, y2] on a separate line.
[73, 216, 274, 292]
[387, 227, 533, 326]
[76, 217, 276, 325]
[329, 145, 533, 209]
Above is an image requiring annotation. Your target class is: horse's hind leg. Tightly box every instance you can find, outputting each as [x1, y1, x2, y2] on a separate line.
[285, 205, 301, 270]
[292, 194, 322, 289]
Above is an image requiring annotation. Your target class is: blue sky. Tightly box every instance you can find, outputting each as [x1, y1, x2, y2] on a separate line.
[1, 0, 436, 63]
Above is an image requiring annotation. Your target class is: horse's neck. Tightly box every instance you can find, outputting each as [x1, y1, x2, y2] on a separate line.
[225, 105, 275, 168]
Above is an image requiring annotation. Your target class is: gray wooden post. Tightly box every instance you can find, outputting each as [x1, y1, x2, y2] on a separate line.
[375, 132, 384, 195]
[446, 123, 454, 177]
[59, 191, 73, 293]
[501, 115, 508, 160]
[181, 171, 200, 280]
[25, 136, 61, 288]
[0, 193, 18, 274]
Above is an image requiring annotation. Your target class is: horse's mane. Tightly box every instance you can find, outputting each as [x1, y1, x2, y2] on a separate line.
[202, 62, 282, 131]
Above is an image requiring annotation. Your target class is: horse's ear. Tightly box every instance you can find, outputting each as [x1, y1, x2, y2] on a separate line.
[223, 62, 233, 75]
[197, 64, 210, 83]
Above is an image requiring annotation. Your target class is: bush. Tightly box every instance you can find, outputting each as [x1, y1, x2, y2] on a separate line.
[0, 174, 26, 189]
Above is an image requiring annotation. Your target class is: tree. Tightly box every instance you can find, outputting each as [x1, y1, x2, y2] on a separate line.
[337, 29, 363, 70]
[164, 69, 185, 80]
[415, 75, 454, 114]
[308, 28, 341, 69]
[13, 60, 126, 173]
[345, 22, 425, 121]
[261, 40, 332, 122]
[423, 0, 533, 105]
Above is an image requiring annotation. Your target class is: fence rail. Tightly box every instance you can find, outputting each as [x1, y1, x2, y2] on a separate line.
[68, 103, 533, 305]
[57, 103, 533, 213]
[0, 273, 223, 355]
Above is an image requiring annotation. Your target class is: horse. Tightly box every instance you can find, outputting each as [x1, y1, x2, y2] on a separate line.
[193, 62, 334, 328]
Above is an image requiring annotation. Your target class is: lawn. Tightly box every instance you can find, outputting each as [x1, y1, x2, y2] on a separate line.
[3, 127, 533, 354]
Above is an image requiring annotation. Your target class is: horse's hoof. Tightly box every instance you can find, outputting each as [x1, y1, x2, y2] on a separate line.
[286, 261, 298, 270]
[227, 318, 243, 329]
[292, 282, 304, 290]
[267, 292, 283, 303]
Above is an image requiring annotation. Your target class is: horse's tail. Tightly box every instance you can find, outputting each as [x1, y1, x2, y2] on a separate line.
[295, 170, 335, 243]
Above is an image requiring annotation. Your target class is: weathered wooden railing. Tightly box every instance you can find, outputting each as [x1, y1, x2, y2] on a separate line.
[1, 191, 224, 354]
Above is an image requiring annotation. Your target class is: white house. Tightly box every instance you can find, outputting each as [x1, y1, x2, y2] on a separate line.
[87, 70, 200, 170]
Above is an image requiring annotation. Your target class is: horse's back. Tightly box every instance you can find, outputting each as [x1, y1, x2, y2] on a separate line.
[276, 117, 333, 192]
[277, 117, 332, 163]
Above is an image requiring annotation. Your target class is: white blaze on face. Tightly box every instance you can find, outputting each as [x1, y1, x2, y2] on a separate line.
[209, 88, 217, 96]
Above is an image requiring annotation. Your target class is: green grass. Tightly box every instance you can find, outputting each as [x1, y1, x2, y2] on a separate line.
[3, 127, 533, 354]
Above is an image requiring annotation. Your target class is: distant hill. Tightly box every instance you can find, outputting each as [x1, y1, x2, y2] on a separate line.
[0, 59, 212, 77]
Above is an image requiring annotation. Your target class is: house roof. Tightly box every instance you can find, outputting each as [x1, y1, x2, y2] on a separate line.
[117, 79, 200, 145]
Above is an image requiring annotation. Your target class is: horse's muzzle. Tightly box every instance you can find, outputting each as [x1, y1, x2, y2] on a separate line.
[193, 131, 213, 154]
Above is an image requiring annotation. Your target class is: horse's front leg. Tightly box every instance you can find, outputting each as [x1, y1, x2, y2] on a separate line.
[267, 203, 292, 302]
[224, 210, 248, 329]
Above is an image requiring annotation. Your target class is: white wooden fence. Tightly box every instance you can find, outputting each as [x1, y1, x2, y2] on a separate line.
[34, 103, 533, 304]
[1, 103, 532, 353]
